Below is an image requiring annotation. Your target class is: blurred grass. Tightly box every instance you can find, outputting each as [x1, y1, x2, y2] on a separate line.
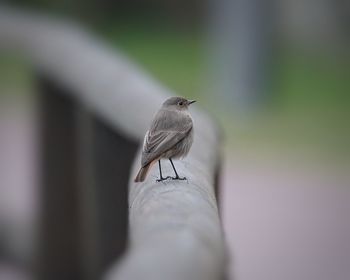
[0, 53, 33, 96]
[101, 22, 204, 100]
[101, 23, 349, 161]
[224, 50, 350, 162]
[272, 49, 349, 113]
[0, 21, 349, 162]
[241, 50, 350, 157]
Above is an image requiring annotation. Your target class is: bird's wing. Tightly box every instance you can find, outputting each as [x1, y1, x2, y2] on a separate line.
[141, 110, 193, 166]
[141, 128, 192, 167]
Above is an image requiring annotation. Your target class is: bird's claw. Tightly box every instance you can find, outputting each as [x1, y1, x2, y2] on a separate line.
[171, 176, 187, 181]
[156, 176, 172, 182]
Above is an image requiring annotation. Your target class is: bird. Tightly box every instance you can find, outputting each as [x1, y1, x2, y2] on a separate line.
[134, 97, 196, 182]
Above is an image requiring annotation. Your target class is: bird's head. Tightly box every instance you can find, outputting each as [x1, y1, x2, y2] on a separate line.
[162, 97, 196, 111]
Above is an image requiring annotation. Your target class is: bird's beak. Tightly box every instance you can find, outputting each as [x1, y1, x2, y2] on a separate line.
[188, 100, 196, 105]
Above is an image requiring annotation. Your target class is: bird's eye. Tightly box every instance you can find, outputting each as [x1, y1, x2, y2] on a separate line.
[178, 101, 183, 106]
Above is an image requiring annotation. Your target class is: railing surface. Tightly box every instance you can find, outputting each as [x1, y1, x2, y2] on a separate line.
[0, 6, 226, 280]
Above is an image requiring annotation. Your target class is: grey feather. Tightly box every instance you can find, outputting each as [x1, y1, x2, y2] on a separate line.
[141, 108, 193, 167]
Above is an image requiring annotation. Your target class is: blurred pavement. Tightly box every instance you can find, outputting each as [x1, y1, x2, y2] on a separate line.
[222, 154, 350, 280]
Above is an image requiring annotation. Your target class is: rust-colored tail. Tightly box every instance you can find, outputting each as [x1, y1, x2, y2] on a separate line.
[134, 164, 151, 182]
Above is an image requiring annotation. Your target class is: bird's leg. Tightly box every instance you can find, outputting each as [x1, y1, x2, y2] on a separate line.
[156, 160, 170, 182]
[169, 158, 186, 180]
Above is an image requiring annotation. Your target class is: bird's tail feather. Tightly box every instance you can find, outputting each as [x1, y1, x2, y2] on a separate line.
[134, 164, 151, 182]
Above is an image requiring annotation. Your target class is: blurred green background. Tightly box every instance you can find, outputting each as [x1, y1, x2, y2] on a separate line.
[1, 0, 349, 163]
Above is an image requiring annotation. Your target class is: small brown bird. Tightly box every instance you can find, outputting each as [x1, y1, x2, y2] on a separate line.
[134, 97, 196, 182]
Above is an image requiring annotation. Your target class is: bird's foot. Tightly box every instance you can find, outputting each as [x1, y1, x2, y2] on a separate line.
[156, 176, 171, 182]
[171, 176, 187, 181]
